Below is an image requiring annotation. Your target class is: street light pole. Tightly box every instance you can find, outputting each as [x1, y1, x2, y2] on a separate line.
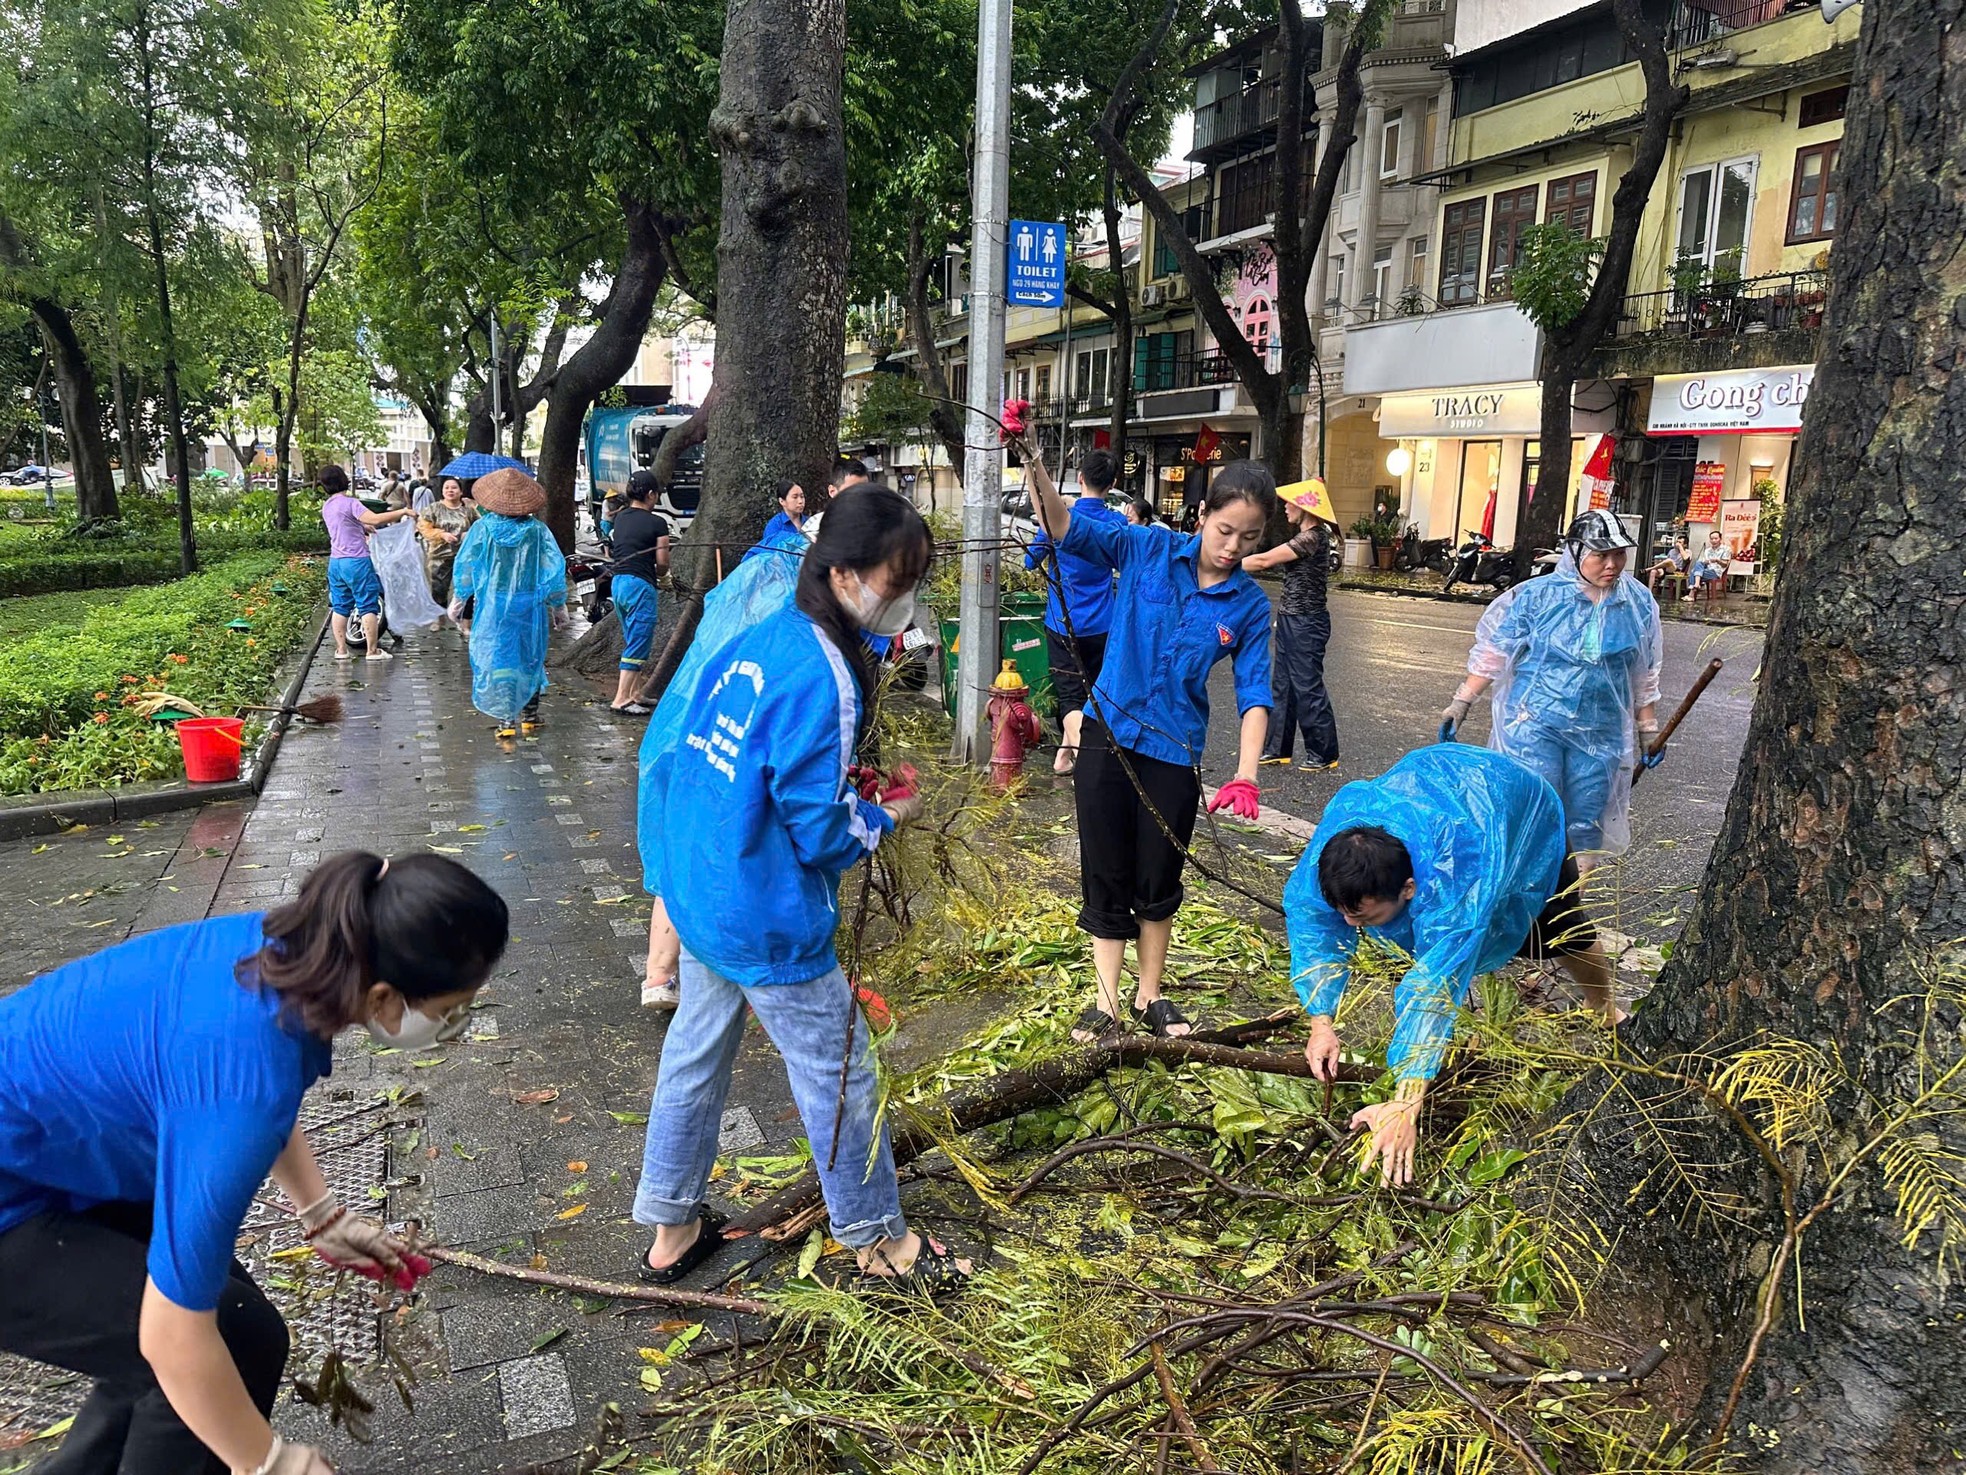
[954, 0, 1013, 765]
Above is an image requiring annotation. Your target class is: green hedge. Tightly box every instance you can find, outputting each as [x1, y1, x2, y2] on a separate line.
[0, 553, 327, 796]
[0, 528, 330, 598]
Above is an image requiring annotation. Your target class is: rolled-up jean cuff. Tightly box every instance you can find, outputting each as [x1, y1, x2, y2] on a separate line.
[631, 1189, 706, 1229]
[828, 1211, 910, 1250]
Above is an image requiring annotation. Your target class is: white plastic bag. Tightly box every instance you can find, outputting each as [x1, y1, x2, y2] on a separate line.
[370, 518, 446, 631]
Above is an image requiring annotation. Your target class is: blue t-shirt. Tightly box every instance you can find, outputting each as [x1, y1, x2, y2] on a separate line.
[1024, 497, 1122, 637]
[744, 512, 805, 562]
[0, 913, 332, 1311]
[1060, 514, 1273, 766]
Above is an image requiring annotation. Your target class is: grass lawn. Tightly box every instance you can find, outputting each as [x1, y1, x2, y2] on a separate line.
[0, 588, 130, 645]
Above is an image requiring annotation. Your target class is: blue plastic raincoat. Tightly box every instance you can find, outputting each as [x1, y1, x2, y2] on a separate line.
[1466, 552, 1662, 856]
[1284, 745, 1566, 1082]
[639, 527, 807, 895]
[452, 512, 567, 722]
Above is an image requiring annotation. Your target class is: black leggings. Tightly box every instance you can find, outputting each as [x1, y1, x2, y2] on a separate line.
[0, 1202, 289, 1475]
[1074, 721, 1202, 939]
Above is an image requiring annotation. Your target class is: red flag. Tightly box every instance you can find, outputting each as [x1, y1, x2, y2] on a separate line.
[1093, 429, 1111, 449]
[1581, 433, 1617, 511]
[1192, 423, 1221, 465]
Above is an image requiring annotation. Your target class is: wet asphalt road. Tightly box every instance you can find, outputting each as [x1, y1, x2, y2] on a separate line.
[1198, 586, 1769, 944]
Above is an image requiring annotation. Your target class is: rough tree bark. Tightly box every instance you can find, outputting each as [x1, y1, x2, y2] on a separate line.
[1094, 0, 1387, 486]
[1517, 0, 1685, 576]
[1102, 165, 1134, 466]
[902, 211, 968, 477]
[535, 207, 668, 551]
[680, 0, 848, 593]
[1572, 6, 1966, 1468]
[0, 213, 120, 522]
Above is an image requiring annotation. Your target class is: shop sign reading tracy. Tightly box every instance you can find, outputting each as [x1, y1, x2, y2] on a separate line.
[1378, 385, 1541, 438]
[1648, 367, 1815, 436]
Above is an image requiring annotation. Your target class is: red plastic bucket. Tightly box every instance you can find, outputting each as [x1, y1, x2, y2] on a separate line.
[177, 716, 245, 783]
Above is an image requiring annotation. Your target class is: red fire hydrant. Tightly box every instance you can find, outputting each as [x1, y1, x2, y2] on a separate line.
[987, 660, 1043, 789]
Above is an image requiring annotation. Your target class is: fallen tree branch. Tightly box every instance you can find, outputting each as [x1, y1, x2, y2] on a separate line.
[1149, 1341, 1224, 1473]
[1466, 1340, 1670, 1388]
[723, 1029, 1371, 1239]
[418, 1240, 777, 1318]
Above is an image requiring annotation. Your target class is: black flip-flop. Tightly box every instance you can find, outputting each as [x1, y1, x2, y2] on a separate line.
[1131, 997, 1192, 1037]
[637, 1206, 728, 1285]
[853, 1234, 972, 1299]
[1071, 1004, 1122, 1042]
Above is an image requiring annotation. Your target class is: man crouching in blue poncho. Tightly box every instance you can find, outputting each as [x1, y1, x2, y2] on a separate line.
[1283, 744, 1619, 1186]
[450, 468, 569, 740]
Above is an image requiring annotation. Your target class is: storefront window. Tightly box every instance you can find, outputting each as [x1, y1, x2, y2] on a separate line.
[1455, 440, 1502, 539]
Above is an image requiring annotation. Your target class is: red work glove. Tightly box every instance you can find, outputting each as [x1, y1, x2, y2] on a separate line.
[300, 1192, 434, 1293]
[847, 764, 882, 801]
[1000, 398, 1032, 439]
[1207, 778, 1261, 820]
[877, 763, 918, 804]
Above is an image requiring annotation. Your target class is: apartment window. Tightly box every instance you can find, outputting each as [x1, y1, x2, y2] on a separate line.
[1075, 347, 1110, 404]
[1798, 86, 1848, 129]
[1152, 204, 1206, 275]
[1420, 96, 1439, 174]
[1787, 142, 1840, 243]
[949, 362, 967, 404]
[1370, 246, 1394, 317]
[1409, 235, 1429, 300]
[1487, 185, 1539, 295]
[1381, 110, 1403, 180]
[1439, 198, 1485, 305]
[1035, 365, 1051, 403]
[1016, 368, 1031, 401]
[1242, 293, 1273, 350]
[1132, 330, 1192, 393]
[1328, 254, 1347, 309]
[1545, 171, 1598, 234]
[1677, 157, 1756, 278]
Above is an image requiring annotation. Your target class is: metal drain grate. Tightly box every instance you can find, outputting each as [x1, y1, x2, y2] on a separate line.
[0, 1089, 400, 1446]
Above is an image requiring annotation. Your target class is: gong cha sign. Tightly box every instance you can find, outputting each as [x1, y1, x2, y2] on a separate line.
[1647, 367, 1815, 436]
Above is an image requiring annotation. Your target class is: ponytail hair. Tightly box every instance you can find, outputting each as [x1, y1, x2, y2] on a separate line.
[239, 851, 510, 1038]
[1202, 460, 1278, 520]
[795, 486, 933, 708]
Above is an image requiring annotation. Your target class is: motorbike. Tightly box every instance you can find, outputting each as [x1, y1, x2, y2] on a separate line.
[1395, 525, 1453, 575]
[1441, 531, 1517, 596]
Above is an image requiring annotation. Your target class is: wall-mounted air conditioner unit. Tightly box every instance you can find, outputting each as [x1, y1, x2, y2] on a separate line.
[1167, 278, 1192, 301]
[1140, 284, 1167, 307]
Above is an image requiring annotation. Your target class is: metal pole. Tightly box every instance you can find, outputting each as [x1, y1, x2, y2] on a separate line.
[954, 0, 1012, 765]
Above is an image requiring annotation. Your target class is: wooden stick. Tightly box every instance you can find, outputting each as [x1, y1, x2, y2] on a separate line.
[1149, 1342, 1225, 1473]
[1634, 657, 1723, 785]
[418, 1241, 777, 1318]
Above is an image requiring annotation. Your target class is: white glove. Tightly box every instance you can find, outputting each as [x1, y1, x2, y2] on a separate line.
[298, 1192, 429, 1291]
[243, 1434, 335, 1475]
[881, 794, 924, 827]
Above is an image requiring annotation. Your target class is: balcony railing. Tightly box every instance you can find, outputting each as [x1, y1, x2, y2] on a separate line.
[1666, 0, 1800, 51]
[1135, 349, 1252, 395]
[1191, 78, 1282, 158]
[1613, 268, 1829, 341]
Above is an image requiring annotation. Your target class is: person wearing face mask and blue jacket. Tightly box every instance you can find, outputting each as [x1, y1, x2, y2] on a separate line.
[631, 487, 971, 1297]
[0, 852, 509, 1475]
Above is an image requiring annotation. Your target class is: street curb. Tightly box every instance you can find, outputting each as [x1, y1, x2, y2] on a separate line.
[0, 607, 330, 843]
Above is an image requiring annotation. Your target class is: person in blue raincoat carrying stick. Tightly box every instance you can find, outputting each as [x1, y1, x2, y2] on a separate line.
[1284, 744, 1619, 1187]
[450, 467, 569, 740]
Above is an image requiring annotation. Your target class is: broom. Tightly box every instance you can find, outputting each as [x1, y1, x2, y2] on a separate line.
[130, 691, 346, 725]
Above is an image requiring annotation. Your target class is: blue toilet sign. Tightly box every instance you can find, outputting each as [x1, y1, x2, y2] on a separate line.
[1007, 220, 1067, 307]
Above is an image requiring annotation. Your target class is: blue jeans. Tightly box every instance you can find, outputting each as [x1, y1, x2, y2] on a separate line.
[327, 557, 383, 617]
[633, 952, 907, 1249]
[614, 573, 658, 672]
[1262, 611, 1338, 764]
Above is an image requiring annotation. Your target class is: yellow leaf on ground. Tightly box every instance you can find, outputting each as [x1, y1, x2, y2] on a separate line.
[555, 1203, 587, 1221]
[567, 1160, 588, 1173]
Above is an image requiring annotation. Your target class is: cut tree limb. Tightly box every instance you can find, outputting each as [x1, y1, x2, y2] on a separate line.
[722, 1030, 1369, 1238]
[419, 1241, 777, 1318]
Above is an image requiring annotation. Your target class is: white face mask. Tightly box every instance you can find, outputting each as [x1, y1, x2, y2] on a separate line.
[365, 994, 451, 1051]
[850, 575, 917, 638]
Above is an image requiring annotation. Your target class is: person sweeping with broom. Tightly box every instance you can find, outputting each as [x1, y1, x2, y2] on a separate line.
[449, 467, 569, 740]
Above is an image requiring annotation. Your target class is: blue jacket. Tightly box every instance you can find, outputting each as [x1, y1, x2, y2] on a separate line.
[646, 605, 894, 987]
[1024, 497, 1121, 637]
[1283, 745, 1565, 1081]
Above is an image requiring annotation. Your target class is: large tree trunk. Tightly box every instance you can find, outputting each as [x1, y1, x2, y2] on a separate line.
[29, 299, 119, 523]
[1102, 168, 1133, 467]
[683, 0, 847, 593]
[535, 203, 668, 551]
[1573, 5, 1966, 1468]
[134, 2, 195, 574]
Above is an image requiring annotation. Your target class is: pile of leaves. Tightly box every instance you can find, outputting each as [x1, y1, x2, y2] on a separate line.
[0, 553, 327, 794]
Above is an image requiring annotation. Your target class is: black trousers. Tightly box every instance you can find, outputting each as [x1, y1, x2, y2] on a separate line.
[1262, 611, 1339, 764]
[1046, 628, 1107, 718]
[1518, 853, 1600, 960]
[1074, 721, 1202, 939]
[0, 1203, 289, 1475]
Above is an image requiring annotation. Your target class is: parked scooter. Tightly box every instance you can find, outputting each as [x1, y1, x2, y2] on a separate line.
[1396, 524, 1453, 575]
[1440, 531, 1517, 596]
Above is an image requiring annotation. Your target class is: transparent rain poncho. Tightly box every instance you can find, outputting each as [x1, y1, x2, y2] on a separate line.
[1284, 744, 1567, 1081]
[639, 527, 807, 894]
[451, 512, 567, 723]
[1466, 550, 1662, 857]
[368, 517, 447, 631]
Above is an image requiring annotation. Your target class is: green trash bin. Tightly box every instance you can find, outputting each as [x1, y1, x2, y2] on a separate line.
[938, 593, 1055, 719]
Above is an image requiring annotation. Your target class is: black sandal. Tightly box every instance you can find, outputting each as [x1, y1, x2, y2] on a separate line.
[853, 1234, 972, 1298]
[637, 1206, 728, 1285]
[1132, 997, 1192, 1037]
[1072, 1004, 1122, 1043]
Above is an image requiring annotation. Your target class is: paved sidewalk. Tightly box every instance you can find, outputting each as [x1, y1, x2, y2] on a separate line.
[0, 622, 805, 1473]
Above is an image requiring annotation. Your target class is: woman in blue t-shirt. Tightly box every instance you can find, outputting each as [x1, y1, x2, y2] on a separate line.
[1018, 436, 1276, 1043]
[0, 853, 508, 1475]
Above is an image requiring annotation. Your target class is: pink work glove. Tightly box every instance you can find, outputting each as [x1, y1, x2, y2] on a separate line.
[878, 763, 919, 804]
[300, 1192, 433, 1293]
[1207, 778, 1261, 820]
[1000, 398, 1032, 439]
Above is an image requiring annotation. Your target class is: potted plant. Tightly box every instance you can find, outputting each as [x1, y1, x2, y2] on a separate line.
[1345, 515, 1377, 572]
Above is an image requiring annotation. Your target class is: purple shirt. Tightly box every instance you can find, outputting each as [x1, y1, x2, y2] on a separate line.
[322, 494, 370, 560]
